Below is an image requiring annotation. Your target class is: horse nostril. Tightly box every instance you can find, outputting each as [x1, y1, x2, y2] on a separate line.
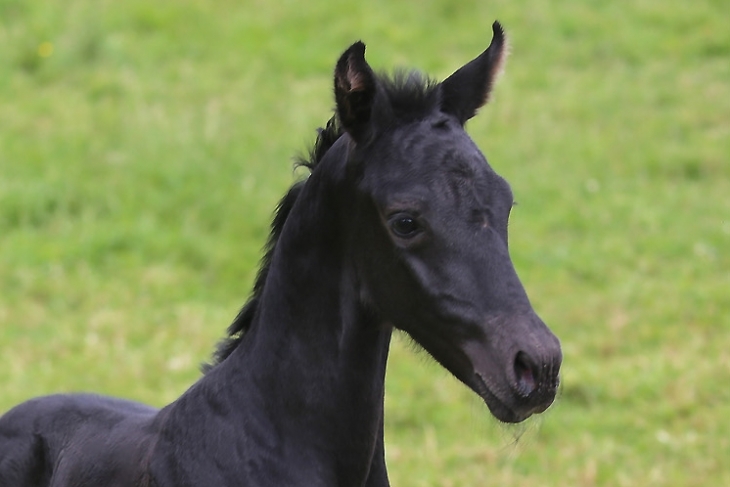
[513, 351, 537, 397]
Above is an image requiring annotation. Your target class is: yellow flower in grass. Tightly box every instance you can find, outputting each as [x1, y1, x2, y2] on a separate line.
[38, 42, 54, 58]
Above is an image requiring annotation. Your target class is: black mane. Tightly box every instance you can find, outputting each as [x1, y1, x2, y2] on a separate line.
[202, 115, 344, 371]
[203, 70, 439, 371]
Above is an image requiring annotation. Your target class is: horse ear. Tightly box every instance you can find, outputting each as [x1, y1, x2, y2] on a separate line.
[334, 41, 377, 142]
[440, 21, 507, 124]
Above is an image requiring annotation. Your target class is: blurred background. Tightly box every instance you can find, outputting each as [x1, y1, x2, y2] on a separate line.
[0, 0, 728, 485]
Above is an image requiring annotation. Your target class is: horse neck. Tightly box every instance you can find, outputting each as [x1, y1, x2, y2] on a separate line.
[244, 153, 392, 423]
[168, 149, 392, 481]
[239, 198, 393, 425]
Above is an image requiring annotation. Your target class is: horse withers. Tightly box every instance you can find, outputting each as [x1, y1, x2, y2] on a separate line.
[0, 22, 561, 487]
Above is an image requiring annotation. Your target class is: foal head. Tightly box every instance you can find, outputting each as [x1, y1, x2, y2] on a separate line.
[337, 22, 562, 423]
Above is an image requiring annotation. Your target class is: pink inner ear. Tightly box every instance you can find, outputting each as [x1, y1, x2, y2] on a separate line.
[347, 59, 366, 92]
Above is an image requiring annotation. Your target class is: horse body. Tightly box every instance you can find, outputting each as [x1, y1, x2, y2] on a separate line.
[0, 394, 158, 486]
[0, 22, 562, 487]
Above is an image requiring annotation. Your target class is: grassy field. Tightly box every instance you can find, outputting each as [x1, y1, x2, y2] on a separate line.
[1, 0, 728, 485]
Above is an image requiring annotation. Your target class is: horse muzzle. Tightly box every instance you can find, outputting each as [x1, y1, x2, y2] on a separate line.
[463, 314, 562, 423]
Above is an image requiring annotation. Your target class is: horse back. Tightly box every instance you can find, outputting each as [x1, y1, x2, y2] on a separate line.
[0, 393, 159, 487]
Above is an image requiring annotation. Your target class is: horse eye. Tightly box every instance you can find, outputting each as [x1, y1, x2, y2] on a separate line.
[390, 215, 421, 238]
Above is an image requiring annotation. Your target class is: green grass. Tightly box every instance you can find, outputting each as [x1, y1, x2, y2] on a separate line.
[1, 0, 728, 485]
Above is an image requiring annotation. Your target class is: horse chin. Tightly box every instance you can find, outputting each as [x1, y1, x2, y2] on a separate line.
[471, 372, 531, 424]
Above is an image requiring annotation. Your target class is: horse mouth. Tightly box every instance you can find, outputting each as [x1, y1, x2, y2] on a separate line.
[471, 372, 549, 424]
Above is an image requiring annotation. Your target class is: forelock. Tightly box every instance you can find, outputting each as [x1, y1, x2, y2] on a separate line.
[374, 69, 441, 123]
